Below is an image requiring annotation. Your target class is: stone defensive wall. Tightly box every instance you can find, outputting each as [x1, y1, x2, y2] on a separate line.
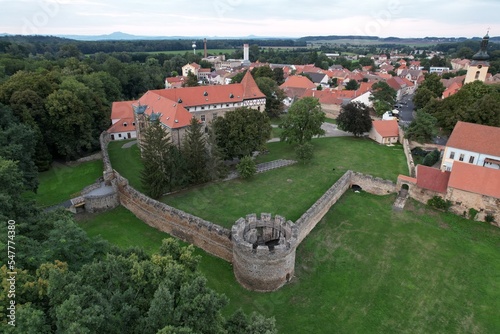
[99, 131, 401, 291]
[295, 171, 353, 244]
[115, 172, 233, 261]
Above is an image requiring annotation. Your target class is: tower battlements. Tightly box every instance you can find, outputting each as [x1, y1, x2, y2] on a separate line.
[231, 213, 298, 292]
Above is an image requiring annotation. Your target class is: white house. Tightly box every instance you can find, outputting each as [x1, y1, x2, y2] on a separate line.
[441, 121, 500, 171]
[108, 101, 137, 141]
[369, 120, 399, 145]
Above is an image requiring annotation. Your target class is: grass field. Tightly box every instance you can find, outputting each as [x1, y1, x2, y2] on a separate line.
[33, 160, 103, 207]
[161, 137, 407, 228]
[107, 139, 144, 192]
[77, 192, 500, 334]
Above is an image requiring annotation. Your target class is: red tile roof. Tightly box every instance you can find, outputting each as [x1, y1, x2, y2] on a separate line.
[109, 101, 137, 133]
[240, 71, 266, 99]
[137, 91, 193, 129]
[111, 101, 136, 121]
[280, 75, 316, 89]
[416, 165, 450, 193]
[446, 121, 500, 157]
[372, 120, 399, 138]
[448, 162, 500, 198]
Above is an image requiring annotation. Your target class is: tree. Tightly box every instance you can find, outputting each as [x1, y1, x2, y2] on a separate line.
[236, 156, 256, 180]
[369, 81, 396, 115]
[255, 77, 285, 118]
[213, 107, 271, 159]
[419, 73, 445, 97]
[336, 102, 373, 137]
[279, 97, 325, 144]
[404, 112, 437, 143]
[184, 71, 199, 87]
[413, 87, 435, 110]
[182, 117, 209, 185]
[0, 105, 38, 191]
[345, 79, 359, 91]
[140, 120, 179, 198]
[295, 143, 314, 163]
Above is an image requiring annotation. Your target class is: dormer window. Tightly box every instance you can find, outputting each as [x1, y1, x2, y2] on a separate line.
[178, 98, 183, 103]
[203, 91, 208, 96]
[229, 93, 234, 98]
[123, 122, 128, 127]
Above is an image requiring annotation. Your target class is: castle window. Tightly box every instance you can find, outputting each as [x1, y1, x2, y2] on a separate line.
[475, 71, 480, 80]
[201, 115, 206, 122]
[450, 151, 455, 159]
[213, 112, 218, 119]
[459, 154, 464, 161]
[469, 156, 475, 164]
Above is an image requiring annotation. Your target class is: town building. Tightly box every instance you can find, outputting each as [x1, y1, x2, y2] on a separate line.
[107, 101, 137, 141]
[441, 121, 500, 171]
[369, 120, 399, 145]
[133, 71, 266, 146]
[464, 32, 490, 84]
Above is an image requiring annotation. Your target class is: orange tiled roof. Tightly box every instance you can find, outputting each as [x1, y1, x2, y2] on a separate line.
[280, 75, 316, 89]
[136, 91, 193, 129]
[372, 120, 399, 138]
[448, 162, 500, 198]
[108, 117, 136, 134]
[240, 71, 266, 99]
[446, 121, 500, 157]
[111, 101, 136, 121]
[415, 165, 450, 193]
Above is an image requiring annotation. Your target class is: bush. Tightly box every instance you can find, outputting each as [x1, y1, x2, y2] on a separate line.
[422, 149, 440, 166]
[468, 208, 479, 220]
[427, 196, 451, 211]
[295, 143, 314, 163]
[236, 156, 256, 180]
[485, 214, 495, 224]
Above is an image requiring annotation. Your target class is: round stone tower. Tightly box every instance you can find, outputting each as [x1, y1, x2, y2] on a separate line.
[231, 213, 298, 292]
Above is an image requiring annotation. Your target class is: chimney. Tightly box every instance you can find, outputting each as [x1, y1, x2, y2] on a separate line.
[204, 38, 207, 58]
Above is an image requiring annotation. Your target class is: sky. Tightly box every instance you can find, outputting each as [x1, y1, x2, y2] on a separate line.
[0, 0, 499, 38]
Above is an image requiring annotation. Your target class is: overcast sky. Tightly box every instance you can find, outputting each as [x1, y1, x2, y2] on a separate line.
[1, 0, 498, 38]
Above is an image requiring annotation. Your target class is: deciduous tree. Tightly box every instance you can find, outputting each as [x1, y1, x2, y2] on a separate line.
[279, 97, 325, 144]
[336, 102, 373, 137]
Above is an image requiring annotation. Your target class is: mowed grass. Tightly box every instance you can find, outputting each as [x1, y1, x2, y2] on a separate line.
[161, 137, 408, 228]
[34, 160, 103, 207]
[77, 192, 500, 334]
[107, 139, 144, 192]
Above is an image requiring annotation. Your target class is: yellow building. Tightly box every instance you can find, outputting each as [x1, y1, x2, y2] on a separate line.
[464, 33, 490, 84]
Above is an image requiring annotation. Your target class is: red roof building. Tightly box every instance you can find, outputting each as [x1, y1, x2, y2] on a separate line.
[448, 162, 500, 199]
[369, 120, 399, 144]
[108, 101, 137, 141]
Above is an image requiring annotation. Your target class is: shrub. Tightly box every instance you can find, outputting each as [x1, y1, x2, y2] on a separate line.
[468, 208, 479, 220]
[295, 143, 314, 163]
[485, 214, 495, 224]
[422, 149, 440, 166]
[427, 196, 451, 211]
[236, 156, 256, 180]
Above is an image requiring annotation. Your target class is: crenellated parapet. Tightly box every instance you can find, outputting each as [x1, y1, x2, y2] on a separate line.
[231, 213, 298, 292]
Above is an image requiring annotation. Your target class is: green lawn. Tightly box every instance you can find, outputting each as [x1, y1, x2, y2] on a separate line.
[34, 160, 103, 207]
[107, 139, 144, 192]
[77, 192, 500, 334]
[161, 137, 407, 228]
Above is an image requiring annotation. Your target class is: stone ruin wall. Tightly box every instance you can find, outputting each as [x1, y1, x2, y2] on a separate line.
[232, 213, 297, 292]
[350, 172, 397, 195]
[115, 173, 233, 262]
[295, 171, 353, 244]
[399, 127, 416, 177]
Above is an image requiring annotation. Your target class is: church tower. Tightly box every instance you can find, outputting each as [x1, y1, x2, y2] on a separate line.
[464, 32, 490, 84]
